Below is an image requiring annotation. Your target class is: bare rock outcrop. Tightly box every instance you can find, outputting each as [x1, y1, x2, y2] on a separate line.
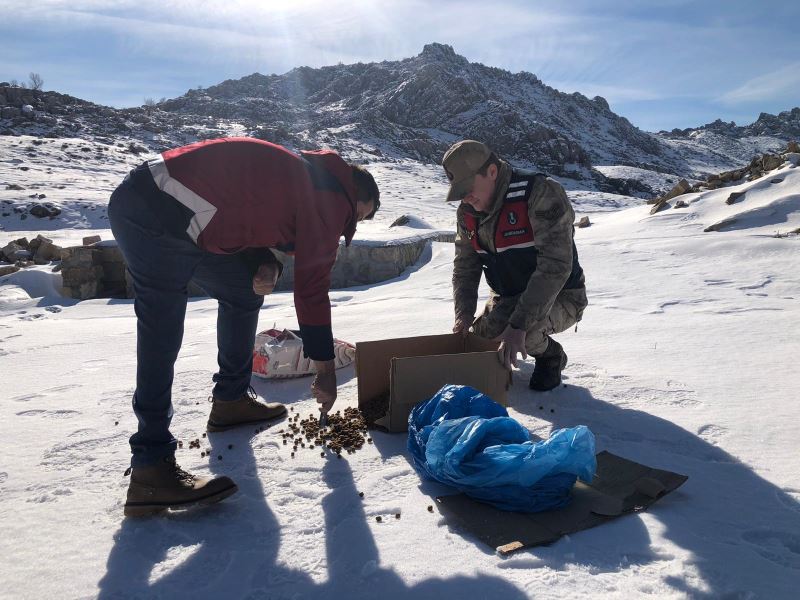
[1, 234, 63, 267]
[648, 141, 800, 214]
[650, 179, 690, 214]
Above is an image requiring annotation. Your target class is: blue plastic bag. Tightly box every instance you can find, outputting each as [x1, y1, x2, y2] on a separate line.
[408, 384, 596, 512]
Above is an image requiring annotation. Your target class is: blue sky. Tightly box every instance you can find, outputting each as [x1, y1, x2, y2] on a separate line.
[0, 0, 797, 132]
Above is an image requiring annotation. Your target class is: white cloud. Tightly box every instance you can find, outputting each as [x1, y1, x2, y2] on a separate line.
[547, 81, 664, 103]
[719, 62, 800, 105]
[0, 1, 591, 71]
[2, 0, 795, 125]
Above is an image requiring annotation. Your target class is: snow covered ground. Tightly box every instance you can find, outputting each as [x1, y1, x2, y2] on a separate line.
[592, 165, 687, 197]
[1, 140, 799, 599]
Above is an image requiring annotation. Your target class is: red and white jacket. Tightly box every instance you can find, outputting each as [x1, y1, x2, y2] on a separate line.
[146, 137, 359, 360]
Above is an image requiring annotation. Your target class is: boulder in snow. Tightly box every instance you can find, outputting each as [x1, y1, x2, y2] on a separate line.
[28, 234, 52, 253]
[726, 191, 745, 205]
[389, 214, 434, 229]
[28, 203, 61, 218]
[762, 154, 782, 171]
[704, 217, 739, 232]
[2, 241, 29, 262]
[34, 241, 62, 262]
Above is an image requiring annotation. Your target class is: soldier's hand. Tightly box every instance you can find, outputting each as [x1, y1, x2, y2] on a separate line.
[312, 360, 337, 413]
[496, 325, 527, 370]
[453, 314, 473, 337]
[252, 263, 279, 295]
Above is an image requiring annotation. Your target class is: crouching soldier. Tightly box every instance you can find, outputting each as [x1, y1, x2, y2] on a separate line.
[108, 137, 379, 516]
[444, 140, 586, 391]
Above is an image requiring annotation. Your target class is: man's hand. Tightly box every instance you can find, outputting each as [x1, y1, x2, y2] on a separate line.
[252, 263, 279, 296]
[495, 325, 527, 370]
[453, 313, 473, 337]
[312, 359, 337, 413]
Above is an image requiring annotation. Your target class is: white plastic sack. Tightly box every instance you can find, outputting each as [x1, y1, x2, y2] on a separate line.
[252, 328, 355, 379]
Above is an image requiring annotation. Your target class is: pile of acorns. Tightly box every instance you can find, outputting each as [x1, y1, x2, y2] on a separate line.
[182, 438, 203, 451]
[281, 406, 372, 459]
[179, 434, 216, 458]
[360, 392, 389, 427]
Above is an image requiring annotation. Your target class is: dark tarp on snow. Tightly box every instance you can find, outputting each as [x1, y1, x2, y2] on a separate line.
[435, 450, 688, 555]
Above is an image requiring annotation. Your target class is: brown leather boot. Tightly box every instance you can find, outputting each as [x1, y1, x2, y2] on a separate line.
[207, 387, 287, 432]
[124, 456, 238, 517]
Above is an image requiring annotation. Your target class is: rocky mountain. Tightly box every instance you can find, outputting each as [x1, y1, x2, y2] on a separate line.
[664, 107, 800, 140]
[1, 43, 797, 194]
[653, 107, 800, 175]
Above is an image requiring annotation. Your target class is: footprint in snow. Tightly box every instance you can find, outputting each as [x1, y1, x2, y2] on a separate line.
[739, 277, 772, 291]
[43, 385, 78, 394]
[81, 358, 109, 371]
[627, 385, 701, 408]
[776, 488, 800, 513]
[16, 409, 81, 419]
[27, 488, 74, 503]
[740, 529, 800, 569]
[11, 392, 45, 402]
[704, 279, 734, 287]
[19, 313, 46, 321]
[697, 424, 728, 445]
[40, 432, 122, 470]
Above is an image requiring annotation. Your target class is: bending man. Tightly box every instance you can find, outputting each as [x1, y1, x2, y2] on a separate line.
[109, 137, 379, 516]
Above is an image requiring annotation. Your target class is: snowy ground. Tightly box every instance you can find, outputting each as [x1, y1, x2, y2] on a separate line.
[1, 141, 799, 599]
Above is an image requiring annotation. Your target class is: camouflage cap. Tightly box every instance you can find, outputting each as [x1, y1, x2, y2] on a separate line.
[442, 140, 492, 202]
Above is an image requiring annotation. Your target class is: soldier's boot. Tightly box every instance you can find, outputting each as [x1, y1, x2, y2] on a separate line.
[124, 456, 238, 517]
[529, 337, 568, 392]
[207, 386, 287, 432]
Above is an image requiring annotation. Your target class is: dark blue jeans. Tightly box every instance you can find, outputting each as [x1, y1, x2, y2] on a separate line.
[108, 176, 263, 466]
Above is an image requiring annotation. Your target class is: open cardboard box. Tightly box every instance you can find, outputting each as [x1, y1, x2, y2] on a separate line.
[354, 334, 688, 551]
[356, 332, 511, 432]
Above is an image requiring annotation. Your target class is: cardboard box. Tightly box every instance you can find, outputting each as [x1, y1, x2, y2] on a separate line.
[356, 333, 511, 432]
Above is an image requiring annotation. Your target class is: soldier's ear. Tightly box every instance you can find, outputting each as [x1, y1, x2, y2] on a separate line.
[488, 163, 499, 181]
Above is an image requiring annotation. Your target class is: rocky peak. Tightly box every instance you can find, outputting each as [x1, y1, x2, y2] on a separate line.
[592, 96, 610, 112]
[745, 108, 800, 137]
[418, 43, 468, 66]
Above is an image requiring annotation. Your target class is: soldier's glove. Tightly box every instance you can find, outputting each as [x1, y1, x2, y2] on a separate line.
[496, 325, 527, 370]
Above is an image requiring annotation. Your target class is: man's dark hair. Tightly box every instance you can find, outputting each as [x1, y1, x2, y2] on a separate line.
[351, 164, 380, 219]
[476, 152, 501, 176]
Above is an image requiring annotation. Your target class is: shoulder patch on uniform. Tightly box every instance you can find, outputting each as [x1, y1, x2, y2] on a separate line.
[535, 204, 565, 221]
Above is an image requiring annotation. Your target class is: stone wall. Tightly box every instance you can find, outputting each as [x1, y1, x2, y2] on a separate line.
[58, 232, 453, 299]
[60, 244, 129, 299]
[273, 236, 442, 292]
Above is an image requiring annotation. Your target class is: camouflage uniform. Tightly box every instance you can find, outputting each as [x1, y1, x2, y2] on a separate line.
[453, 161, 587, 356]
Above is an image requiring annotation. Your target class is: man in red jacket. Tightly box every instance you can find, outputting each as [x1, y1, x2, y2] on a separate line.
[108, 138, 380, 516]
